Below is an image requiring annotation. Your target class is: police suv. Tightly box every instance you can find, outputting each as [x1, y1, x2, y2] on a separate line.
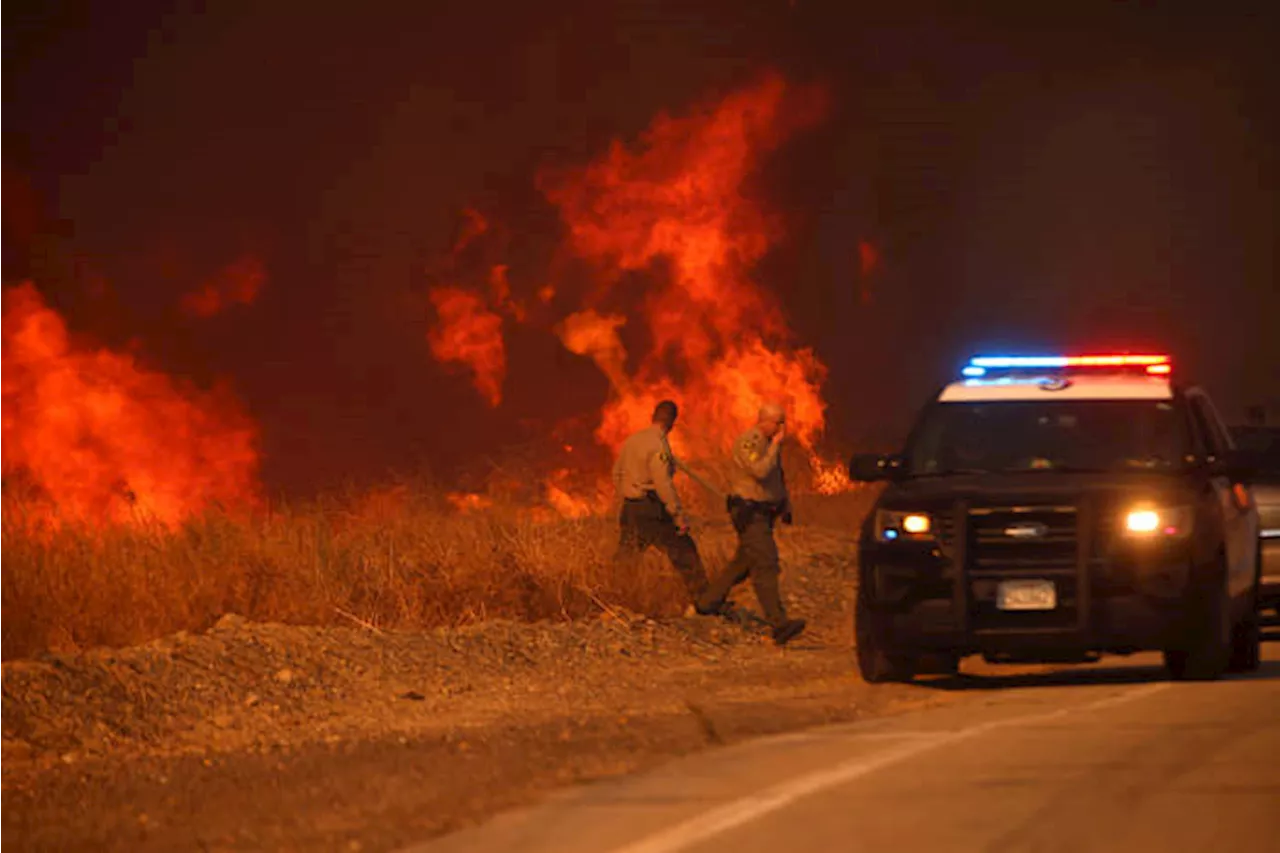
[849, 354, 1263, 683]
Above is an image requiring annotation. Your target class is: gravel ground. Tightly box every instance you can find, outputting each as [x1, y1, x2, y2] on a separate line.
[1, 526, 973, 852]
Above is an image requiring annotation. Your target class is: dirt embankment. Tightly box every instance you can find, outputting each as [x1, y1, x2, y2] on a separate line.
[1, 527, 959, 852]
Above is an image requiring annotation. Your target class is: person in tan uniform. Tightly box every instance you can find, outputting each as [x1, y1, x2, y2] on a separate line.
[612, 400, 712, 608]
[697, 402, 806, 645]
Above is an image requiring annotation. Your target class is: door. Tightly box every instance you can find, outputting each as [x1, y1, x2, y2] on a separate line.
[1188, 391, 1258, 598]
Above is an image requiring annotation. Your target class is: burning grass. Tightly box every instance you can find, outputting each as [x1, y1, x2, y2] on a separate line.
[0, 481, 877, 662]
[1, 71, 876, 664]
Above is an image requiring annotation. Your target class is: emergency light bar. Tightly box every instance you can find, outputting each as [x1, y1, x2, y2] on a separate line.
[962, 353, 1172, 378]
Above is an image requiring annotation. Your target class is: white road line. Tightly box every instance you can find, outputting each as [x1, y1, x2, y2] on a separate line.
[607, 683, 1170, 853]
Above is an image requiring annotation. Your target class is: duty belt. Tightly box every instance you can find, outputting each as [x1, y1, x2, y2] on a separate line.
[726, 495, 785, 515]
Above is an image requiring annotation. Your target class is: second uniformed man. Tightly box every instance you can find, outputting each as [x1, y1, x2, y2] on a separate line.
[612, 400, 714, 610]
[697, 402, 807, 645]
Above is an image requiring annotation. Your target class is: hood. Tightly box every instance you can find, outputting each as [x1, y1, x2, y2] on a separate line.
[878, 471, 1193, 513]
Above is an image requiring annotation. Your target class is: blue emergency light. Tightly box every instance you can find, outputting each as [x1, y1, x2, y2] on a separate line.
[961, 353, 1171, 378]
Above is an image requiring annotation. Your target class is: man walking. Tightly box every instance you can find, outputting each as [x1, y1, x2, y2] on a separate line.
[698, 402, 806, 645]
[612, 400, 713, 610]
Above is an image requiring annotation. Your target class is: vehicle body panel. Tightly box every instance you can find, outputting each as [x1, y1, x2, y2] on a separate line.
[1231, 425, 1280, 609]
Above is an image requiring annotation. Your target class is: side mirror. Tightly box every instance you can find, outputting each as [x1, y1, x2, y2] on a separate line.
[849, 453, 905, 483]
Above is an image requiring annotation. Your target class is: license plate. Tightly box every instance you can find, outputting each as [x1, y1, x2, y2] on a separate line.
[996, 579, 1057, 611]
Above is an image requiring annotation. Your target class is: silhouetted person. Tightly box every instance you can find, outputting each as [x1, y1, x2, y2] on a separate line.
[698, 402, 806, 645]
[612, 400, 712, 609]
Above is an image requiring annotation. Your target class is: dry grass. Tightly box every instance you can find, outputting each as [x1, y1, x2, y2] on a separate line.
[1, 480, 877, 661]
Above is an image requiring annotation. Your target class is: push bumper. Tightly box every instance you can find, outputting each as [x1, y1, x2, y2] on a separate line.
[862, 538, 1196, 657]
[880, 592, 1188, 657]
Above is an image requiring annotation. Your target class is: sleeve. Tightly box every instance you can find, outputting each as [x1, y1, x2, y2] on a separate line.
[647, 442, 682, 517]
[733, 433, 780, 482]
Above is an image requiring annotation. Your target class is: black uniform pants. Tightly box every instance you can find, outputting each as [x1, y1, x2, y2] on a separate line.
[615, 494, 709, 602]
[698, 498, 788, 626]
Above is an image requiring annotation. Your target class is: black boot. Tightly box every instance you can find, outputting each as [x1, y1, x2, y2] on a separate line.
[694, 596, 729, 616]
[771, 618, 806, 646]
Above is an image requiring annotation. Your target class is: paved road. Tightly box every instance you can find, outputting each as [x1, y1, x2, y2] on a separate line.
[405, 645, 1280, 853]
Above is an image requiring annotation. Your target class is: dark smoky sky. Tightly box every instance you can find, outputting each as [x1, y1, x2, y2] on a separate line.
[5, 0, 1278, 494]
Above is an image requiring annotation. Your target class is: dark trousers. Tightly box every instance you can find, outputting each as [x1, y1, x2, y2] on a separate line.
[698, 499, 788, 626]
[615, 494, 709, 602]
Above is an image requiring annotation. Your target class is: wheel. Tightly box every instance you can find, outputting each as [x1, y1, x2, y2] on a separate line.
[1164, 560, 1232, 681]
[1228, 611, 1261, 673]
[1228, 553, 1262, 674]
[915, 652, 961, 676]
[854, 582, 916, 683]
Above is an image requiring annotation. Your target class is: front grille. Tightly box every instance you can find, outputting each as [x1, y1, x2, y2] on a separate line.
[936, 512, 958, 549]
[966, 505, 1081, 631]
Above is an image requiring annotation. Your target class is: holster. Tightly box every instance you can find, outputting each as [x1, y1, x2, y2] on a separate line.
[726, 495, 785, 529]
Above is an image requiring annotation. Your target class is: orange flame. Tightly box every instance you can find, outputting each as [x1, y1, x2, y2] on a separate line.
[544, 468, 605, 518]
[426, 287, 506, 407]
[446, 491, 494, 513]
[810, 455, 855, 495]
[537, 71, 846, 486]
[555, 310, 631, 393]
[451, 207, 490, 255]
[181, 254, 266, 318]
[489, 264, 526, 322]
[2, 282, 260, 525]
[424, 71, 854, 501]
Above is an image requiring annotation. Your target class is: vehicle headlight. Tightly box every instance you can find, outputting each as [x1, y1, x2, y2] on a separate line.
[1121, 505, 1192, 539]
[875, 509, 933, 542]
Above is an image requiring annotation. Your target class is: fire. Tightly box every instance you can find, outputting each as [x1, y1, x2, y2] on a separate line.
[425, 70, 856, 506]
[538, 71, 846, 486]
[426, 287, 506, 407]
[546, 484, 592, 519]
[544, 469, 604, 519]
[555, 310, 631, 393]
[452, 206, 489, 254]
[810, 456, 855, 496]
[2, 282, 260, 526]
[489, 264, 526, 322]
[446, 491, 493, 513]
[180, 254, 266, 317]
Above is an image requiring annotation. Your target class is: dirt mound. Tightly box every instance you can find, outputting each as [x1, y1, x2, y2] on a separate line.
[1, 525, 914, 851]
[2, 527, 857, 768]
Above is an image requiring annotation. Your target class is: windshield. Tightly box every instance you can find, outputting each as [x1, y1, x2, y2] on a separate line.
[1231, 426, 1280, 476]
[906, 399, 1190, 475]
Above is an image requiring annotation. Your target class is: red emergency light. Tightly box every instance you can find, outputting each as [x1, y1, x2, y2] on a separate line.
[964, 353, 1172, 378]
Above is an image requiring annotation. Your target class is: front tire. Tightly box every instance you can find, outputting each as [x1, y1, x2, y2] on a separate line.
[854, 583, 916, 684]
[1228, 553, 1262, 674]
[1164, 561, 1232, 681]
